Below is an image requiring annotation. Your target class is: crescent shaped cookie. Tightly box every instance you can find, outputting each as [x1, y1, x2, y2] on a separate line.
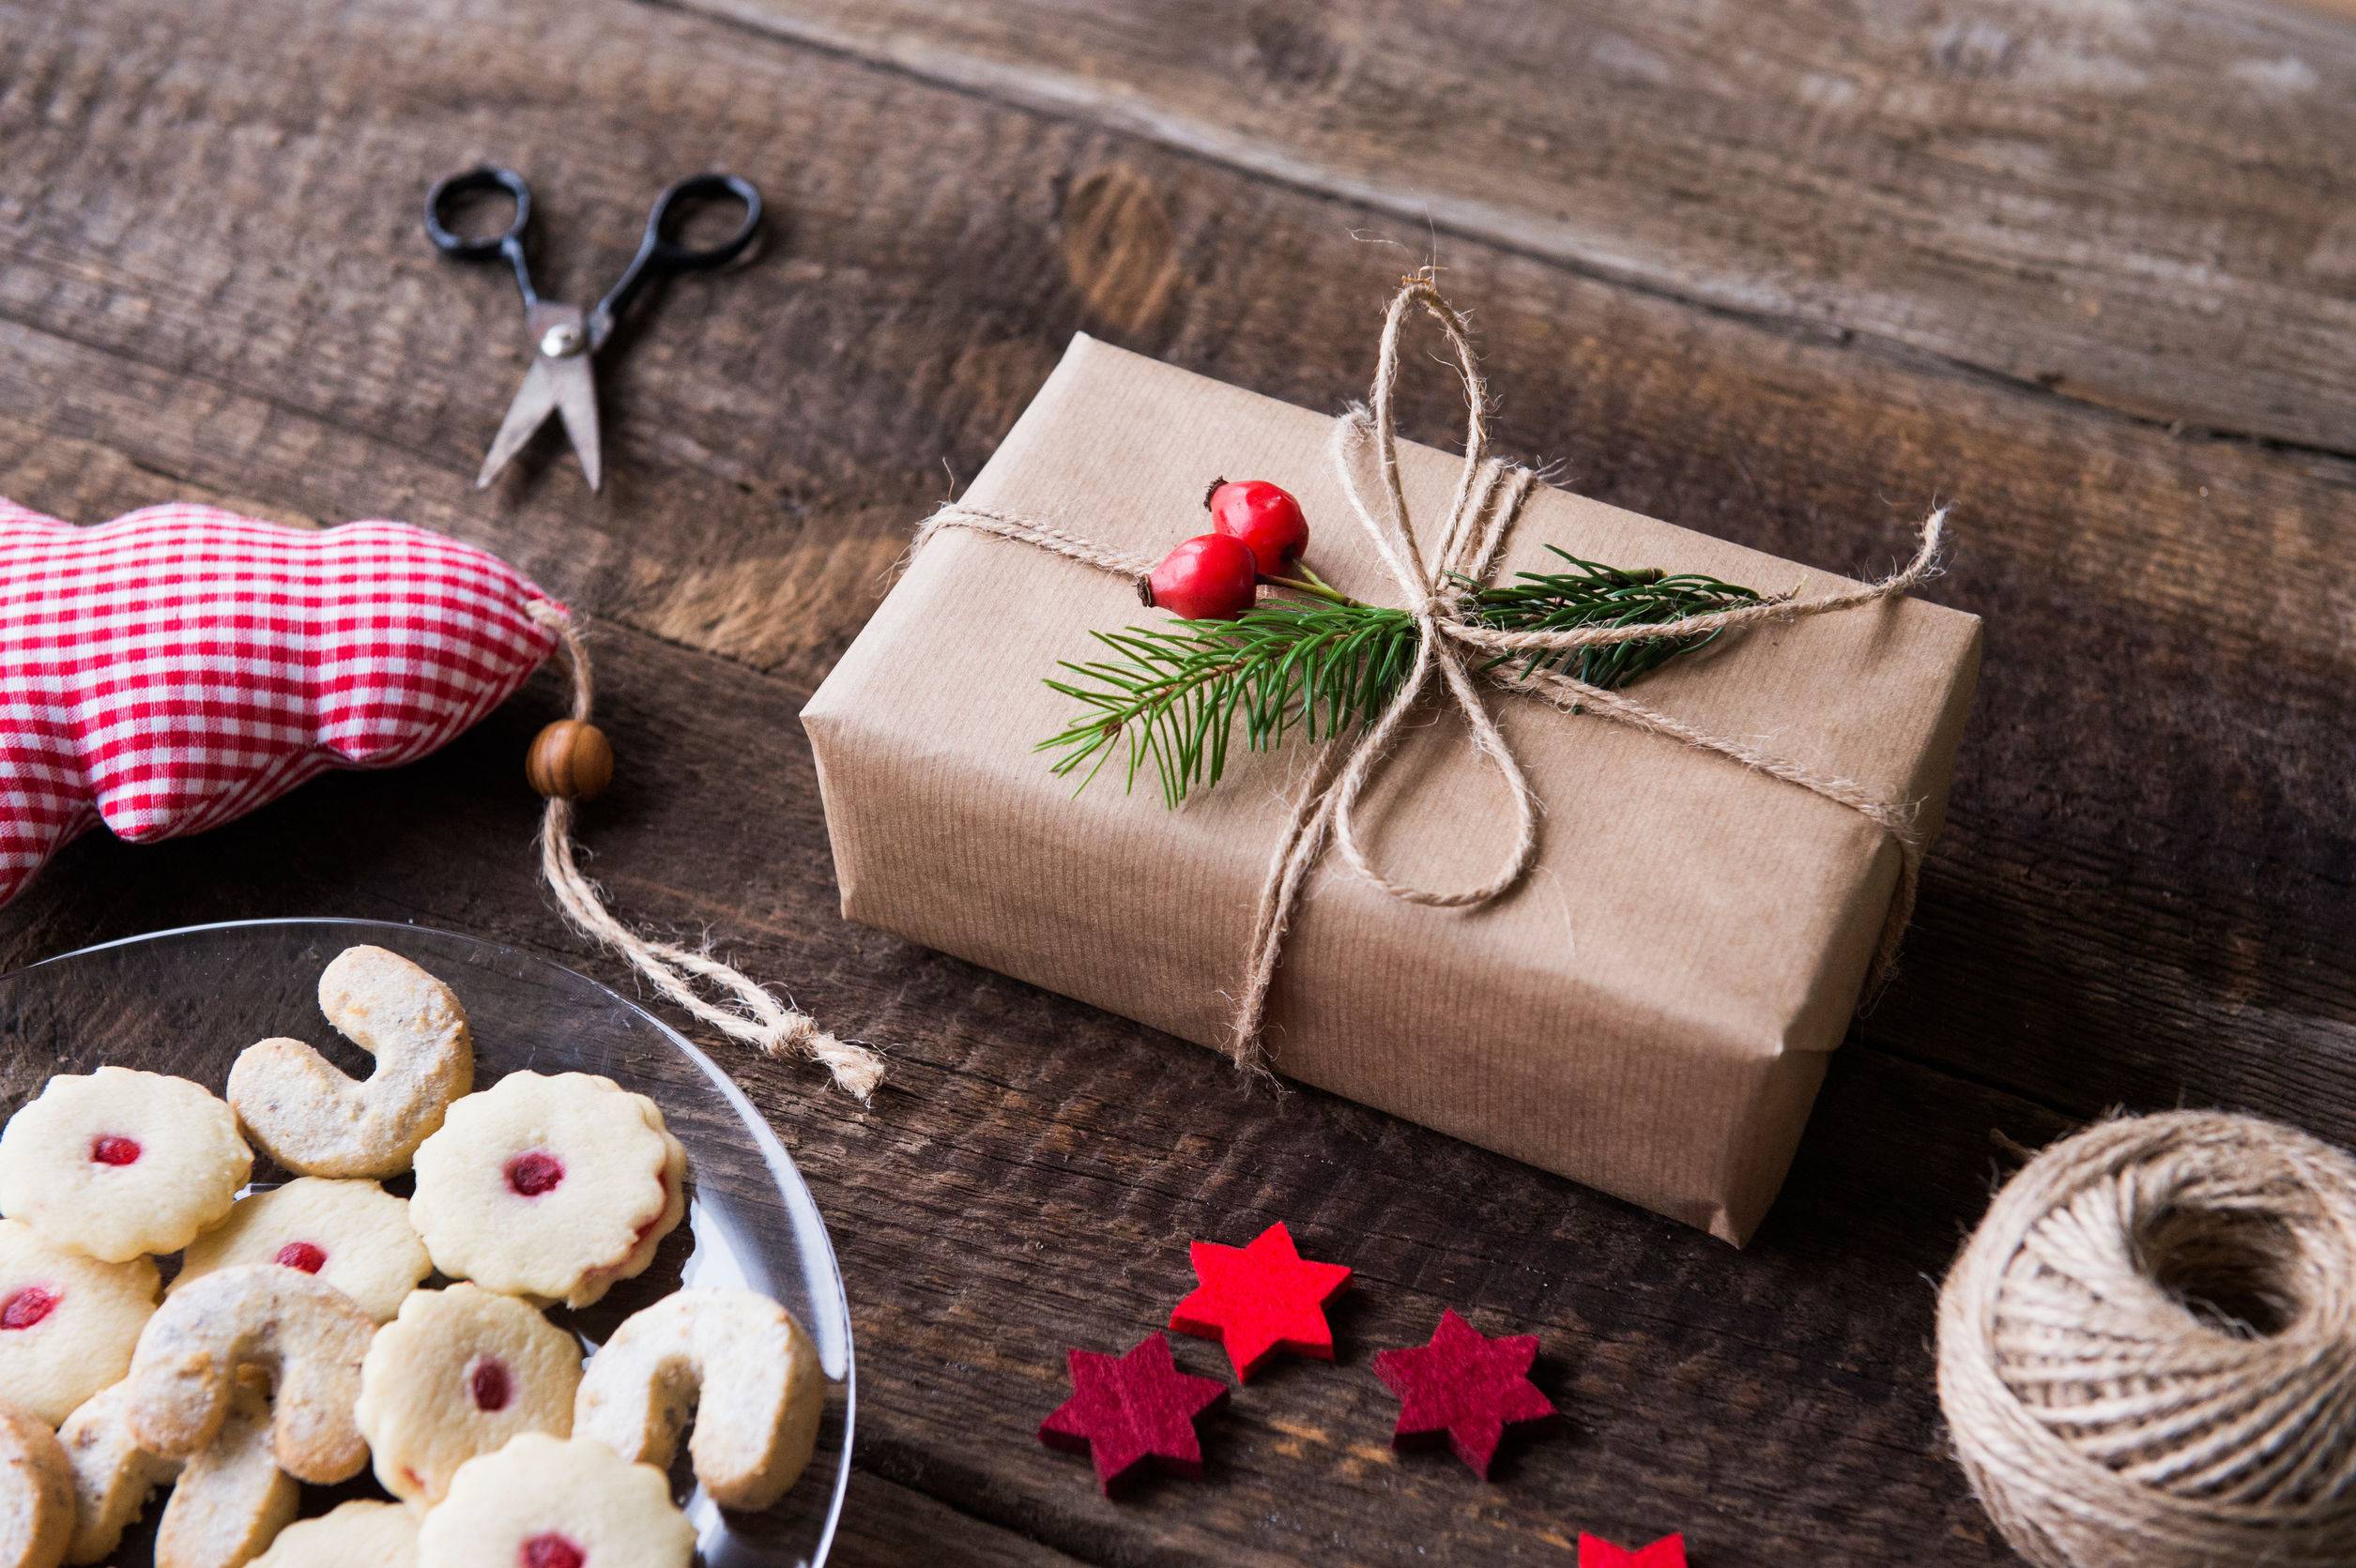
[124, 1265, 374, 1485]
[152, 1379, 298, 1568]
[56, 1381, 179, 1564]
[0, 1219, 159, 1426]
[227, 946, 473, 1179]
[0, 1068, 251, 1262]
[0, 1402, 72, 1568]
[574, 1287, 823, 1511]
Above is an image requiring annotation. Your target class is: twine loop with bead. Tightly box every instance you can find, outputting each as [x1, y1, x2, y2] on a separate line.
[523, 601, 882, 1099]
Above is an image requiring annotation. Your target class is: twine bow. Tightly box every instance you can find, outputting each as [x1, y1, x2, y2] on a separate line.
[919, 275, 1945, 1075]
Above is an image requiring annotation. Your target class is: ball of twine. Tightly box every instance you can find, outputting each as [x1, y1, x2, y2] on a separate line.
[1936, 1110, 2356, 1566]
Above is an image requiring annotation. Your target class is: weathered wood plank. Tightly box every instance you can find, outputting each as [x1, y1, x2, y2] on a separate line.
[1, 0, 2349, 1139]
[832, 1473, 1090, 1566]
[2, 0, 2351, 1559]
[674, 0, 2356, 455]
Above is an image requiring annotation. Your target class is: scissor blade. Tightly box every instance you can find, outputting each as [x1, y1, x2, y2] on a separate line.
[475, 358, 562, 489]
[548, 354, 602, 494]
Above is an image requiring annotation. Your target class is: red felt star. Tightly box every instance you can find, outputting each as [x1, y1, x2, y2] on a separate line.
[1168, 1221, 1353, 1380]
[1579, 1533, 1687, 1567]
[1371, 1309, 1555, 1478]
[1038, 1332, 1229, 1493]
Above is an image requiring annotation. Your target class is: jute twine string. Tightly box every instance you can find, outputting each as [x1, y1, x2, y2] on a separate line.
[525, 600, 885, 1099]
[912, 274, 1943, 1072]
[1936, 1111, 2356, 1566]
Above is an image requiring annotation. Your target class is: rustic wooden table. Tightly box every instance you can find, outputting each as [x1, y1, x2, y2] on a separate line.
[4, 1, 2350, 1561]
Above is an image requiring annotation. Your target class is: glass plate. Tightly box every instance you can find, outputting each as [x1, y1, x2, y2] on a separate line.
[0, 917, 851, 1568]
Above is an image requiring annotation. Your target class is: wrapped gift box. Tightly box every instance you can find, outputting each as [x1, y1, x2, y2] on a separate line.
[803, 329, 1979, 1243]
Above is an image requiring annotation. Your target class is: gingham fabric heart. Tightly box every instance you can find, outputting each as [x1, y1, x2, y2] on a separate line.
[0, 497, 563, 906]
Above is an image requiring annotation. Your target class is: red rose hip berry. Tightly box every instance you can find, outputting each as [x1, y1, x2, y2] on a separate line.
[1206, 478, 1309, 574]
[1141, 533, 1259, 621]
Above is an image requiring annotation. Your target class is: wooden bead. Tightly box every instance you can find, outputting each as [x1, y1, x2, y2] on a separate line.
[526, 720, 613, 801]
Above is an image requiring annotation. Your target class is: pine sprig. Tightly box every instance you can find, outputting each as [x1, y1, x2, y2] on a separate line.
[1040, 551, 1762, 807]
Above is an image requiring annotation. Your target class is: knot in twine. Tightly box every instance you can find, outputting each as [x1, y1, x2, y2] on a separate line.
[524, 601, 884, 1100]
[917, 273, 1943, 1073]
[1936, 1110, 2356, 1567]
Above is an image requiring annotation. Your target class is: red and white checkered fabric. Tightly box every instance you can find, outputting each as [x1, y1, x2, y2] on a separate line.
[0, 497, 562, 906]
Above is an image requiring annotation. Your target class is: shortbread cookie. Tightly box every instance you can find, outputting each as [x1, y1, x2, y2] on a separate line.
[174, 1179, 429, 1322]
[250, 1501, 419, 1568]
[0, 1068, 252, 1262]
[415, 1433, 693, 1568]
[356, 1284, 581, 1506]
[228, 946, 473, 1179]
[409, 1073, 685, 1309]
[609, 1095, 687, 1287]
[0, 1402, 72, 1568]
[153, 1379, 298, 1568]
[0, 1219, 159, 1425]
[575, 1286, 823, 1511]
[124, 1265, 373, 1484]
[57, 1381, 179, 1564]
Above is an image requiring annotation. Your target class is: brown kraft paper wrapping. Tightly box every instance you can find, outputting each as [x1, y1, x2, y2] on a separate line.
[802, 333, 1980, 1244]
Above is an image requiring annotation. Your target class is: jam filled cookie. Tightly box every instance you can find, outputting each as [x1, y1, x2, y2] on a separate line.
[0, 1401, 73, 1568]
[0, 1220, 159, 1425]
[0, 1068, 252, 1262]
[57, 1382, 178, 1564]
[151, 1378, 298, 1568]
[250, 1501, 419, 1568]
[408, 1073, 685, 1309]
[355, 1284, 582, 1506]
[124, 1265, 374, 1485]
[173, 1179, 429, 1322]
[228, 946, 473, 1180]
[415, 1433, 693, 1568]
[574, 1287, 823, 1511]
[609, 1096, 687, 1289]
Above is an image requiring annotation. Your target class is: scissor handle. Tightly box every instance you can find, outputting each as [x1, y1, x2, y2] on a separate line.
[589, 173, 762, 344]
[425, 166, 540, 310]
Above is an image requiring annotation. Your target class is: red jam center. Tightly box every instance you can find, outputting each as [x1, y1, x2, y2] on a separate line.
[274, 1241, 328, 1274]
[504, 1151, 565, 1197]
[468, 1357, 513, 1412]
[0, 1287, 58, 1332]
[521, 1533, 585, 1568]
[89, 1135, 142, 1166]
[631, 1171, 672, 1246]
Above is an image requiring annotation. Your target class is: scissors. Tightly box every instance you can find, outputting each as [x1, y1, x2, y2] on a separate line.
[426, 165, 762, 492]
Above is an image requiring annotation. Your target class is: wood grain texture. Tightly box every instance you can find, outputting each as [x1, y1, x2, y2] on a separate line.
[833, 1474, 1090, 1566]
[677, 0, 2356, 455]
[0, 0, 2349, 1560]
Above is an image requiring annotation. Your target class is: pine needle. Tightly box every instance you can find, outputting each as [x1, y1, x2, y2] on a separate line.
[1039, 550, 1762, 806]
